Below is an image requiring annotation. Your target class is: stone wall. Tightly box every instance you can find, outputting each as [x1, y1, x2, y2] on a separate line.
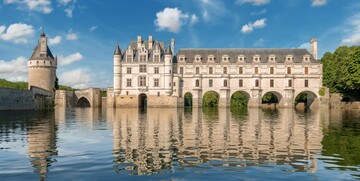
[0, 87, 53, 110]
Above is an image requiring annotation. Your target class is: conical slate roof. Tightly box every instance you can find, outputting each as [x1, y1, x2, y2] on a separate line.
[164, 44, 172, 55]
[114, 44, 121, 55]
[29, 43, 55, 61]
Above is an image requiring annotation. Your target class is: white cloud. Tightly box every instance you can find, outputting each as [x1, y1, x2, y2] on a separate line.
[241, 18, 267, 33]
[59, 68, 91, 89]
[236, 0, 270, 6]
[58, 52, 83, 66]
[89, 26, 98, 32]
[49, 35, 62, 45]
[57, 0, 73, 6]
[254, 38, 265, 46]
[66, 29, 78, 40]
[155, 7, 196, 33]
[0, 23, 34, 43]
[64, 4, 74, 18]
[200, 0, 228, 22]
[4, 0, 53, 14]
[311, 0, 328, 7]
[341, 13, 360, 45]
[0, 56, 28, 82]
[299, 42, 310, 51]
[190, 14, 199, 25]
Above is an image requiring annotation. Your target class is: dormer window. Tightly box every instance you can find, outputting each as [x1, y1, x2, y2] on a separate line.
[195, 55, 202, 63]
[222, 55, 229, 62]
[178, 55, 185, 63]
[253, 55, 261, 62]
[269, 55, 276, 63]
[208, 55, 215, 63]
[286, 55, 293, 62]
[126, 54, 133, 62]
[303, 55, 311, 62]
[238, 55, 245, 62]
[154, 54, 160, 62]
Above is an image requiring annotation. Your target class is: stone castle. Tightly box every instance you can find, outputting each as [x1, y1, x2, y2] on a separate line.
[106, 35, 323, 108]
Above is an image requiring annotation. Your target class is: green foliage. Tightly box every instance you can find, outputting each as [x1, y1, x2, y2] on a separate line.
[184, 92, 193, 107]
[321, 46, 360, 97]
[100, 91, 107, 97]
[202, 91, 219, 108]
[230, 91, 249, 108]
[0, 79, 28, 90]
[262, 92, 278, 104]
[295, 92, 307, 103]
[58, 85, 76, 91]
[319, 87, 326, 96]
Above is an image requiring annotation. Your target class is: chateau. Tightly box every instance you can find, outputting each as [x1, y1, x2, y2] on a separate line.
[107, 36, 323, 108]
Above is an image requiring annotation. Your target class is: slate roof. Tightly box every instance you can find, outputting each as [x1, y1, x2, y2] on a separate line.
[29, 43, 55, 61]
[120, 40, 167, 62]
[114, 44, 121, 55]
[177, 48, 318, 63]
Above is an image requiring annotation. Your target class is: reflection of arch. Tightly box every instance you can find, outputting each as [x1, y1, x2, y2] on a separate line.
[203, 91, 219, 108]
[138, 93, 147, 109]
[230, 91, 250, 108]
[77, 97, 91, 107]
[184, 92, 193, 107]
[262, 91, 282, 104]
[295, 91, 317, 108]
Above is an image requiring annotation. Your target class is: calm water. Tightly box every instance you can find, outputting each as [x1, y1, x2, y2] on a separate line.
[0, 107, 360, 181]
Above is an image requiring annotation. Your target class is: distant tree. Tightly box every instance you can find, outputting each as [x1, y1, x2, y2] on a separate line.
[230, 92, 249, 108]
[203, 91, 219, 108]
[0, 79, 27, 90]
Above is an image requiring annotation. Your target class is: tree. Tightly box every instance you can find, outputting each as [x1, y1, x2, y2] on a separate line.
[184, 93, 193, 107]
[230, 91, 249, 108]
[262, 92, 278, 104]
[203, 91, 219, 108]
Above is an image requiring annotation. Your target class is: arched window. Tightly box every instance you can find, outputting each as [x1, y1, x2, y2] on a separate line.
[223, 67, 227, 74]
[255, 79, 259, 87]
[254, 67, 259, 74]
[304, 67, 308, 75]
[196, 67, 200, 74]
[209, 67, 213, 74]
[223, 79, 228, 87]
[287, 67, 291, 74]
[195, 79, 200, 87]
[288, 80, 292, 87]
[270, 67, 274, 74]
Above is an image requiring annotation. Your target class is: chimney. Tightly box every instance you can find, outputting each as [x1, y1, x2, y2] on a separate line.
[148, 35, 153, 49]
[310, 38, 318, 60]
[160, 42, 165, 49]
[137, 36, 142, 49]
[171, 38, 175, 54]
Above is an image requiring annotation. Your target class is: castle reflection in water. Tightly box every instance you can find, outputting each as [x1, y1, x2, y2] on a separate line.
[12, 106, 342, 179]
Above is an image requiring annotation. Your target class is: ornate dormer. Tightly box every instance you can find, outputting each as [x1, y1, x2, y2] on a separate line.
[268, 54, 276, 63]
[207, 54, 215, 63]
[138, 45, 148, 62]
[253, 55, 261, 63]
[238, 55, 245, 63]
[126, 45, 133, 62]
[285, 55, 293, 63]
[178, 55, 185, 63]
[222, 55, 229, 63]
[194, 55, 202, 63]
[303, 54, 311, 63]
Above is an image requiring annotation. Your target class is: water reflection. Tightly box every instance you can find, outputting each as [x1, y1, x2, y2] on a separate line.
[111, 107, 324, 175]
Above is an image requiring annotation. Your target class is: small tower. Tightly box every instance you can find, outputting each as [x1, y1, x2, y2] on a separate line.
[113, 44, 122, 96]
[28, 32, 57, 94]
[310, 38, 318, 60]
[164, 44, 174, 96]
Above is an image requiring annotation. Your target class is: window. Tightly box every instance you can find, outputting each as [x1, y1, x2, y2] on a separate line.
[304, 67, 308, 75]
[126, 91, 129, 95]
[239, 67, 243, 74]
[180, 67, 184, 74]
[154, 79, 159, 87]
[157, 92, 160, 97]
[270, 67, 274, 74]
[288, 80, 292, 87]
[270, 79, 274, 87]
[223, 67, 227, 74]
[139, 76, 146, 86]
[209, 79, 213, 87]
[287, 67, 291, 74]
[154, 55, 160, 62]
[196, 67, 200, 74]
[173, 82, 176, 86]
[127, 67, 131, 74]
[223, 80, 228, 87]
[195, 79, 200, 87]
[305, 80, 309, 87]
[180, 80, 184, 87]
[254, 67, 259, 74]
[139, 55, 146, 62]
[140, 65, 147, 73]
[154, 67, 159, 74]
[255, 79, 259, 87]
[209, 67, 213, 74]
[126, 79, 132, 87]
[239, 79, 243, 87]
[127, 55, 132, 62]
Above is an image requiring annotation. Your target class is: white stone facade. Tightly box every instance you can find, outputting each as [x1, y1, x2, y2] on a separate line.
[109, 36, 322, 108]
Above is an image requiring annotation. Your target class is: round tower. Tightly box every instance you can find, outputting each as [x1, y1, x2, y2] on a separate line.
[113, 44, 122, 96]
[164, 44, 173, 96]
[28, 32, 57, 93]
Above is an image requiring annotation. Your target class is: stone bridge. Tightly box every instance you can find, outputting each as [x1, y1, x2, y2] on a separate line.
[55, 88, 102, 108]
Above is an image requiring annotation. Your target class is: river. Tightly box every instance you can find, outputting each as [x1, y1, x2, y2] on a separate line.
[0, 107, 359, 180]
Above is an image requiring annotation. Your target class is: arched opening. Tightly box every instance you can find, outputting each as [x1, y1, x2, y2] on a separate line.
[138, 93, 147, 109]
[203, 91, 219, 108]
[77, 97, 91, 107]
[295, 91, 318, 109]
[230, 91, 250, 108]
[184, 92, 193, 108]
[262, 92, 281, 108]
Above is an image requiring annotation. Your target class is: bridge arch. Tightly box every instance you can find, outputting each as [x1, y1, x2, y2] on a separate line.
[202, 91, 219, 108]
[230, 91, 250, 108]
[77, 97, 91, 107]
[262, 91, 283, 104]
[294, 90, 318, 109]
[138, 93, 147, 109]
[184, 92, 193, 107]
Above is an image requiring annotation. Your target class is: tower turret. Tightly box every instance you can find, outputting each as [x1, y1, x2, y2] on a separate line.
[28, 32, 57, 94]
[113, 44, 122, 96]
[164, 44, 174, 96]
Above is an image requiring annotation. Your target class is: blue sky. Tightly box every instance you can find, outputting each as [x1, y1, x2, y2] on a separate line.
[0, 0, 359, 88]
